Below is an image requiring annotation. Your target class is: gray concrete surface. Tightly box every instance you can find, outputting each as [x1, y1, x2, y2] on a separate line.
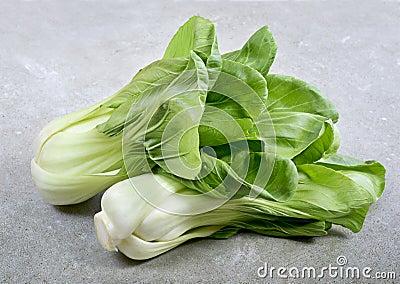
[1, 0, 399, 283]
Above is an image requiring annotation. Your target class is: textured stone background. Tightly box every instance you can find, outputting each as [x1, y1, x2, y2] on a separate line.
[1, 0, 399, 283]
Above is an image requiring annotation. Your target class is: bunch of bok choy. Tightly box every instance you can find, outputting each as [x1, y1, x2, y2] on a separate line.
[32, 16, 385, 260]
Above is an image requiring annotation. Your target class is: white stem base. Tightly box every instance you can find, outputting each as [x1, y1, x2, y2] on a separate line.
[94, 211, 119, 252]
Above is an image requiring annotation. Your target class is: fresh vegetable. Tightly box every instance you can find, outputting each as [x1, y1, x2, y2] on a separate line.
[31, 16, 386, 260]
[95, 154, 384, 259]
[32, 16, 338, 204]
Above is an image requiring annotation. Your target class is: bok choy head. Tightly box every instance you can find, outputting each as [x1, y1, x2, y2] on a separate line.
[31, 15, 340, 205]
[94, 154, 384, 260]
[30, 15, 386, 261]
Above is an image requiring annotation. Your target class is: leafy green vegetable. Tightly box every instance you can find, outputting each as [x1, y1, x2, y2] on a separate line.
[222, 26, 277, 78]
[31, 16, 220, 204]
[31, 15, 386, 261]
[95, 158, 384, 259]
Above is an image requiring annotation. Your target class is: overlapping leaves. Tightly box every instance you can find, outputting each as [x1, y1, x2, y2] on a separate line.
[92, 16, 385, 236]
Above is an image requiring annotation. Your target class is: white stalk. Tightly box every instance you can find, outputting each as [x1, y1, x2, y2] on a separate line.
[117, 226, 223, 260]
[94, 174, 186, 250]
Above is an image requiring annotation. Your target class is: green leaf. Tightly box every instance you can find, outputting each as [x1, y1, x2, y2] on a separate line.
[222, 26, 277, 77]
[242, 218, 329, 237]
[319, 153, 365, 166]
[266, 74, 339, 123]
[209, 227, 241, 239]
[323, 124, 340, 159]
[198, 105, 255, 146]
[123, 51, 209, 180]
[198, 59, 268, 146]
[163, 16, 215, 59]
[163, 16, 221, 71]
[208, 59, 267, 116]
[210, 219, 330, 239]
[223, 163, 383, 232]
[317, 154, 386, 200]
[244, 152, 298, 201]
[293, 120, 335, 164]
[262, 112, 328, 158]
[222, 50, 238, 61]
[158, 150, 297, 202]
[97, 57, 189, 136]
[327, 205, 370, 233]
[276, 163, 382, 231]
